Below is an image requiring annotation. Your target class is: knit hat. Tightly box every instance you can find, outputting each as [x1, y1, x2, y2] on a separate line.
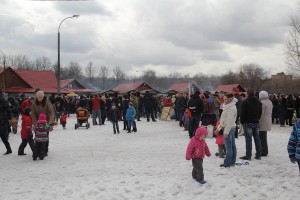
[23, 107, 31, 116]
[259, 91, 269, 100]
[195, 126, 208, 138]
[38, 113, 47, 123]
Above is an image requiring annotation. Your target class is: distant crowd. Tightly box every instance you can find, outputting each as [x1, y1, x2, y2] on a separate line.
[0, 88, 299, 183]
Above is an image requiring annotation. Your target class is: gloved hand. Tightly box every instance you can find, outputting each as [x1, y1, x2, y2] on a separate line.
[290, 157, 297, 164]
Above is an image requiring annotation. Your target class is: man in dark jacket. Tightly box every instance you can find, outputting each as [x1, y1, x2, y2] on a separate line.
[176, 93, 187, 127]
[144, 91, 156, 122]
[187, 91, 205, 138]
[240, 89, 262, 160]
[0, 92, 13, 155]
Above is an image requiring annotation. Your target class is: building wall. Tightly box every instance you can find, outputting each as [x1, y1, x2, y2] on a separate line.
[136, 84, 152, 91]
[0, 68, 30, 88]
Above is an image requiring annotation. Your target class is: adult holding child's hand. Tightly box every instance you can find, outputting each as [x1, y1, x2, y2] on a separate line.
[219, 93, 237, 168]
[31, 90, 55, 156]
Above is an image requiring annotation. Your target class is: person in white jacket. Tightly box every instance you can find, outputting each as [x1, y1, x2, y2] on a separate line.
[219, 93, 237, 168]
[259, 91, 273, 156]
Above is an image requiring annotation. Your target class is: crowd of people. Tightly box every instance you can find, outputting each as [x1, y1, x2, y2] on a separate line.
[0, 88, 299, 182]
[184, 89, 300, 184]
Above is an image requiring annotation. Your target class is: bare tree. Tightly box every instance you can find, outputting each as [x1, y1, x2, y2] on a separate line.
[85, 61, 95, 82]
[7, 54, 34, 69]
[99, 66, 109, 89]
[286, 16, 300, 76]
[168, 72, 182, 79]
[34, 56, 52, 70]
[63, 62, 83, 80]
[112, 66, 126, 83]
[141, 70, 157, 84]
[238, 63, 269, 91]
[220, 70, 239, 85]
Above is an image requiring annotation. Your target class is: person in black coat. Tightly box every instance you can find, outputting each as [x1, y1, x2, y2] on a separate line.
[286, 94, 296, 126]
[187, 91, 205, 138]
[176, 93, 188, 127]
[270, 94, 279, 124]
[144, 91, 156, 122]
[108, 103, 120, 134]
[122, 95, 130, 130]
[295, 94, 300, 119]
[0, 92, 13, 155]
[278, 94, 288, 127]
[240, 89, 262, 160]
[100, 96, 107, 125]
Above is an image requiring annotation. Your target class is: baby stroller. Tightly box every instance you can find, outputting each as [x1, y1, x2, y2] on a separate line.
[75, 107, 90, 129]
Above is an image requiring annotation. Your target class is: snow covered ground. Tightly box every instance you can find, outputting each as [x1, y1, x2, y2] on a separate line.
[1, 115, 299, 200]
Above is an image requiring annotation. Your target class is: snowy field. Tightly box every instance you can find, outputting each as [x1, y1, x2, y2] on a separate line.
[1, 115, 299, 200]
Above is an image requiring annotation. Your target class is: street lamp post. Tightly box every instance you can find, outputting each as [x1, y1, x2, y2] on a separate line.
[0, 50, 6, 95]
[57, 15, 79, 95]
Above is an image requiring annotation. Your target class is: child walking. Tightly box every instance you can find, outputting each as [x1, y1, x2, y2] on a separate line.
[33, 113, 53, 161]
[287, 119, 300, 175]
[214, 120, 226, 158]
[108, 103, 120, 134]
[18, 107, 36, 156]
[186, 126, 211, 184]
[126, 102, 137, 133]
[60, 112, 68, 130]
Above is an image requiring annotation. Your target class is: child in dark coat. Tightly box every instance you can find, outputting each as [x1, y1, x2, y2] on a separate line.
[33, 113, 53, 160]
[186, 126, 211, 184]
[18, 107, 36, 156]
[108, 103, 120, 134]
[60, 113, 68, 130]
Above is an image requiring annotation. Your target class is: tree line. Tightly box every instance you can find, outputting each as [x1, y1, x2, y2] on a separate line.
[1, 53, 299, 94]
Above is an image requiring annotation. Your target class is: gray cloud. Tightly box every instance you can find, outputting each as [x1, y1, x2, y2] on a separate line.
[0, 0, 297, 76]
[54, 1, 112, 16]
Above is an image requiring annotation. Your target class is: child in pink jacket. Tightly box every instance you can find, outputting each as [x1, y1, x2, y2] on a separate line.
[186, 126, 211, 184]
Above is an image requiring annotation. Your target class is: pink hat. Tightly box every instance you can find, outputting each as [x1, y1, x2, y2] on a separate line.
[38, 113, 47, 123]
[195, 126, 208, 137]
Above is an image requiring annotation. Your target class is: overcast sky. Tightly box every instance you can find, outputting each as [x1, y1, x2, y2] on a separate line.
[0, 0, 298, 77]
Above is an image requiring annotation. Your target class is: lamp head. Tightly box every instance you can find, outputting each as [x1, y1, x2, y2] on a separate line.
[73, 15, 80, 18]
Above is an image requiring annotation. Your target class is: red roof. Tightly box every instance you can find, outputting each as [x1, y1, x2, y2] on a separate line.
[1, 67, 97, 94]
[215, 84, 245, 93]
[113, 82, 146, 92]
[15, 69, 58, 89]
[169, 83, 190, 92]
[60, 79, 74, 88]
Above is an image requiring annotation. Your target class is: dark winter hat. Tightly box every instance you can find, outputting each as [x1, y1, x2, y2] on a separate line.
[24, 107, 31, 116]
[247, 89, 254, 96]
[35, 88, 41, 93]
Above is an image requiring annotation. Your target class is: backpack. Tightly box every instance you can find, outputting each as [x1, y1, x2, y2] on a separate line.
[188, 99, 197, 113]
